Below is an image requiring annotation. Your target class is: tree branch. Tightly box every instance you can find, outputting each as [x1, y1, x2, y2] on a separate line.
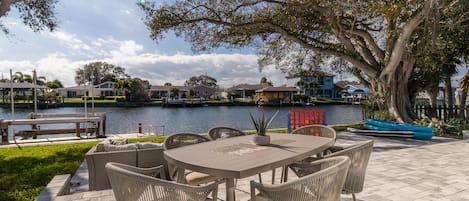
[0, 0, 22, 17]
[380, 0, 436, 81]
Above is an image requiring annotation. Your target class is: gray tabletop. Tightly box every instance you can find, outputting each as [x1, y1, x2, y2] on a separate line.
[164, 133, 334, 179]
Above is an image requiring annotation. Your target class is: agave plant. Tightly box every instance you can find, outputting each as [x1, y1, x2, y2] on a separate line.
[249, 110, 279, 136]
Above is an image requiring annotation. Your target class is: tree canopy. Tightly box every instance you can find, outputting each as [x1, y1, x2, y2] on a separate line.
[113, 78, 150, 102]
[0, 0, 58, 35]
[75, 61, 129, 85]
[45, 79, 63, 89]
[184, 75, 217, 87]
[140, 0, 468, 122]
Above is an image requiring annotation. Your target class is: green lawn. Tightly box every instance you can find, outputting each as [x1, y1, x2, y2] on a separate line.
[63, 99, 117, 103]
[0, 142, 99, 201]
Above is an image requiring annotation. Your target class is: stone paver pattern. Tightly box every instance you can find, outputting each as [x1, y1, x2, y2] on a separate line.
[56, 132, 468, 201]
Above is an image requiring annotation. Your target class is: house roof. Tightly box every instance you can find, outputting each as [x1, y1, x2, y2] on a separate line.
[256, 86, 300, 92]
[286, 70, 335, 79]
[229, 84, 267, 91]
[335, 81, 361, 89]
[0, 82, 49, 89]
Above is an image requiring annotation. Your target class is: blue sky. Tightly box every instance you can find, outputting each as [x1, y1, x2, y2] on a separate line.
[0, 0, 292, 87]
[0, 1, 465, 88]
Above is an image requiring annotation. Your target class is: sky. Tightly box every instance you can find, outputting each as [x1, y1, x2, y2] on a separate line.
[0, 1, 465, 88]
[0, 0, 294, 88]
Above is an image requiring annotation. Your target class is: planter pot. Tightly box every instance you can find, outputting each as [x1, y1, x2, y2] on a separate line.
[462, 130, 469, 139]
[253, 135, 270, 146]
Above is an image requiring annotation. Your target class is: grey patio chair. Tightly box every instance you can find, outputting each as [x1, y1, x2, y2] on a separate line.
[106, 162, 221, 201]
[277, 124, 343, 183]
[208, 127, 246, 140]
[250, 156, 350, 201]
[163, 133, 222, 185]
[290, 140, 374, 201]
[292, 124, 344, 155]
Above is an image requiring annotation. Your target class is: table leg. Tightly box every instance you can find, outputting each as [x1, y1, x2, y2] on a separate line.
[226, 178, 236, 201]
[176, 168, 186, 184]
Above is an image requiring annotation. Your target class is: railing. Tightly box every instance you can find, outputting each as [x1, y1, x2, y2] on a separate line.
[362, 105, 467, 121]
[414, 105, 466, 121]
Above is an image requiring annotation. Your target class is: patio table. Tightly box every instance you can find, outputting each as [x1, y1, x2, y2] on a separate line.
[164, 133, 334, 201]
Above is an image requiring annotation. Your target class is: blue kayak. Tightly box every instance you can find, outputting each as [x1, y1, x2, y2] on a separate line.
[365, 118, 434, 133]
[363, 124, 433, 140]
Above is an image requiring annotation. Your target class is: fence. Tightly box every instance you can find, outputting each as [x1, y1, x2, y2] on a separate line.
[362, 105, 468, 121]
[414, 105, 467, 121]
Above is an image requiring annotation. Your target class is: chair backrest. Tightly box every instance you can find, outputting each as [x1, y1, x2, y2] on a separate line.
[208, 127, 246, 140]
[292, 124, 337, 140]
[325, 140, 374, 194]
[106, 162, 219, 201]
[163, 133, 210, 150]
[163, 133, 211, 181]
[251, 156, 350, 201]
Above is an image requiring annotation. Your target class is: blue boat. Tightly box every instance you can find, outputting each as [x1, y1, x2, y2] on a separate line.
[365, 119, 434, 133]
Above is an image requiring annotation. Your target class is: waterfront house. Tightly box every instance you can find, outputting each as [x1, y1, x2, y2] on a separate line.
[0, 82, 49, 102]
[57, 81, 119, 99]
[229, 84, 269, 100]
[287, 71, 338, 99]
[255, 86, 300, 104]
[149, 85, 190, 99]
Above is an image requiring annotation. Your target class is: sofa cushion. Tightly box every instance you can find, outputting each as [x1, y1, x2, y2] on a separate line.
[104, 143, 137, 152]
[110, 138, 128, 145]
[95, 140, 111, 152]
[137, 142, 162, 149]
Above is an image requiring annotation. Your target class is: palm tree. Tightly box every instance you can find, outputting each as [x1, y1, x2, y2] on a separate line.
[12, 72, 33, 83]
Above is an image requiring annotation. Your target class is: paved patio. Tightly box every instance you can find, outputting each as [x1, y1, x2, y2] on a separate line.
[55, 132, 469, 201]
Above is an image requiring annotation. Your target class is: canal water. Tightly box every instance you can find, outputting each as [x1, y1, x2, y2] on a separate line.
[0, 105, 363, 139]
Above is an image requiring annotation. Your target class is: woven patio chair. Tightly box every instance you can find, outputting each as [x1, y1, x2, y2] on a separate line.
[250, 156, 350, 201]
[292, 124, 344, 155]
[290, 140, 374, 201]
[163, 133, 222, 185]
[106, 162, 221, 201]
[208, 127, 246, 140]
[277, 125, 343, 183]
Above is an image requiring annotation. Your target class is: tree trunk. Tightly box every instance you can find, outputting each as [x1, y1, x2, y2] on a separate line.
[379, 59, 416, 123]
[427, 83, 439, 118]
[445, 77, 454, 107]
[460, 88, 468, 120]
[445, 76, 454, 117]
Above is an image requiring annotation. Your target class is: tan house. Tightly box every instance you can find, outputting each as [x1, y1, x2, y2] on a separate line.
[255, 86, 300, 104]
[229, 84, 268, 99]
[149, 85, 190, 99]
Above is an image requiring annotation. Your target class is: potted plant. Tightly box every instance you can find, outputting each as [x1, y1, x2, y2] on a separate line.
[249, 110, 279, 145]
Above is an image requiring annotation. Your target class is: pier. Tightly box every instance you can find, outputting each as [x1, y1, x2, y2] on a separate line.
[0, 112, 106, 144]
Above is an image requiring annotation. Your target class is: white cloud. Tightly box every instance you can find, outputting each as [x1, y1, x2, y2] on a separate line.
[0, 36, 290, 88]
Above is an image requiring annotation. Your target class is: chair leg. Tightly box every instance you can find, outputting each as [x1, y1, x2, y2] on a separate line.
[258, 173, 262, 184]
[271, 168, 276, 184]
[352, 193, 356, 201]
[283, 166, 288, 182]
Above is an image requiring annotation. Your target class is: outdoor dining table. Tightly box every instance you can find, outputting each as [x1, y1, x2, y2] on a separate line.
[163, 133, 334, 201]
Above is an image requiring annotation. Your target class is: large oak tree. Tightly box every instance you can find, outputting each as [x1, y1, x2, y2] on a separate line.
[0, 0, 57, 34]
[140, 0, 467, 123]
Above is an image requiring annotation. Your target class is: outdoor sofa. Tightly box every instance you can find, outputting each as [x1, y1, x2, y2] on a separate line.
[85, 140, 167, 191]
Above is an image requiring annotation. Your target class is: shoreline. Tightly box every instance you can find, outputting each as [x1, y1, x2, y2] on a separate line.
[0, 100, 353, 108]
